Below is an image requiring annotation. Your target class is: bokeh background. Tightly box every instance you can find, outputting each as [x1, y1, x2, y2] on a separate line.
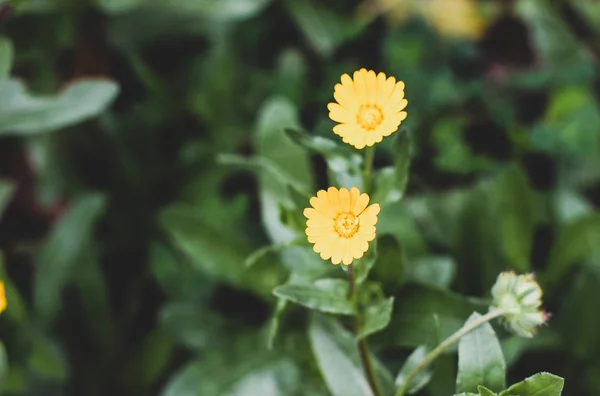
[1, 0, 600, 395]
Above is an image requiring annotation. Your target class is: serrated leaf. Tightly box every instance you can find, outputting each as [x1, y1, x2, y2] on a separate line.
[33, 194, 106, 325]
[358, 297, 394, 339]
[0, 79, 119, 135]
[273, 279, 354, 315]
[456, 312, 506, 393]
[499, 372, 564, 396]
[285, 127, 363, 189]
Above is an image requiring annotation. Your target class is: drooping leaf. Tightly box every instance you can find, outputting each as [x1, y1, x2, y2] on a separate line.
[498, 372, 564, 396]
[456, 312, 506, 393]
[273, 278, 354, 315]
[358, 297, 394, 339]
[0, 79, 119, 135]
[33, 194, 107, 325]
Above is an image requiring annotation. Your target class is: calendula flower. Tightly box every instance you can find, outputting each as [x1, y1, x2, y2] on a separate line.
[327, 69, 407, 149]
[304, 187, 380, 265]
[490, 272, 549, 338]
[420, 0, 484, 39]
[0, 281, 6, 314]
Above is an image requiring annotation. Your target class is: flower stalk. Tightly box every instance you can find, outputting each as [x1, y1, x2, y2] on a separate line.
[396, 308, 506, 396]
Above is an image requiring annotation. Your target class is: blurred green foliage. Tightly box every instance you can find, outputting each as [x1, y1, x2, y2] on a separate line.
[0, 0, 599, 395]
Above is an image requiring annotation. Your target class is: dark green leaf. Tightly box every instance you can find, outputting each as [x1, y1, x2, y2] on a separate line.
[137, 328, 174, 387]
[456, 312, 506, 393]
[0, 37, 12, 79]
[0, 79, 119, 135]
[273, 278, 354, 315]
[0, 341, 7, 391]
[499, 372, 564, 396]
[0, 180, 14, 219]
[477, 387, 498, 396]
[27, 336, 68, 381]
[358, 297, 394, 339]
[34, 194, 106, 325]
[546, 213, 600, 286]
[406, 255, 456, 288]
[267, 297, 288, 349]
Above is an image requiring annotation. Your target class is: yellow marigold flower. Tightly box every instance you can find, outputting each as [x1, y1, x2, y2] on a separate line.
[327, 68, 407, 149]
[303, 187, 380, 265]
[0, 281, 6, 314]
[420, 0, 484, 40]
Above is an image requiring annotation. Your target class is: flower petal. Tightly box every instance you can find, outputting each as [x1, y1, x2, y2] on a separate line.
[376, 75, 396, 106]
[328, 102, 356, 123]
[339, 187, 351, 212]
[365, 70, 378, 105]
[352, 193, 370, 215]
[353, 68, 368, 102]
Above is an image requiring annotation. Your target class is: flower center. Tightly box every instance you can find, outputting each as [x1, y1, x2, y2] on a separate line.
[334, 212, 360, 238]
[357, 106, 383, 131]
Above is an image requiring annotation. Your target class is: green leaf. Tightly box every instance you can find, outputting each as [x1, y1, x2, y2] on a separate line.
[494, 165, 537, 272]
[499, 372, 564, 396]
[358, 297, 394, 339]
[477, 386, 498, 396]
[456, 312, 506, 393]
[27, 336, 68, 381]
[95, 0, 144, 13]
[406, 255, 456, 288]
[160, 303, 225, 350]
[33, 194, 106, 325]
[255, 97, 313, 244]
[395, 345, 434, 394]
[137, 328, 174, 387]
[0, 37, 13, 80]
[284, 127, 363, 190]
[267, 297, 288, 349]
[283, 0, 362, 57]
[273, 278, 354, 315]
[373, 130, 411, 205]
[309, 313, 387, 396]
[384, 284, 488, 348]
[0, 79, 119, 135]
[159, 203, 284, 296]
[0, 180, 15, 219]
[546, 213, 600, 285]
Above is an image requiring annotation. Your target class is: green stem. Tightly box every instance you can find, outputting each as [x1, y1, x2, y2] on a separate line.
[396, 309, 506, 396]
[347, 263, 381, 396]
[363, 145, 375, 193]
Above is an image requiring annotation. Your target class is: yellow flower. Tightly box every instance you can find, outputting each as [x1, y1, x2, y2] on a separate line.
[420, 0, 484, 40]
[0, 281, 6, 314]
[303, 187, 380, 265]
[327, 68, 407, 149]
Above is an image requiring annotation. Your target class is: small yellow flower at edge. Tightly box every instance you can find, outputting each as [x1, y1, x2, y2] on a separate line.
[304, 187, 380, 265]
[328, 68, 407, 149]
[0, 281, 6, 314]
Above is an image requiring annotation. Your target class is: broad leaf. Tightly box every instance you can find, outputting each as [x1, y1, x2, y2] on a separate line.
[0, 79, 119, 135]
[499, 372, 564, 396]
[456, 312, 506, 393]
[358, 297, 394, 339]
[273, 278, 354, 315]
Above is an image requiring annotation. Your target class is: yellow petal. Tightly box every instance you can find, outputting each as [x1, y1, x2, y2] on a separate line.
[352, 193, 370, 215]
[331, 237, 345, 264]
[349, 187, 360, 211]
[328, 102, 356, 123]
[333, 123, 361, 138]
[339, 188, 351, 212]
[365, 132, 384, 147]
[306, 226, 335, 237]
[365, 70, 378, 105]
[310, 195, 337, 218]
[376, 75, 396, 106]
[334, 84, 360, 113]
[342, 240, 354, 265]
[353, 68, 368, 102]
[360, 203, 381, 220]
[327, 186, 341, 209]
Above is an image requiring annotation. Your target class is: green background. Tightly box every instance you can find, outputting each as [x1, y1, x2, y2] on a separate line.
[0, 0, 599, 395]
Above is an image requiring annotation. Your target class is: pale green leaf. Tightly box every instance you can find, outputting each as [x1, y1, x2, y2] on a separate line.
[358, 297, 394, 339]
[0, 37, 13, 79]
[273, 278, 354, 315]
[499, 372, 564, 396]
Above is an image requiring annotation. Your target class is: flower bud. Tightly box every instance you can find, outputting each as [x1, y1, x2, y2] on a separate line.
[490, 272, 549, 338]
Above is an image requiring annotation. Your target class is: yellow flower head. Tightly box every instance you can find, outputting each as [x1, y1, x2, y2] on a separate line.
[0, 281, 6, 314]
[303, 187, 380, 265]
[327, 68, 407, 149]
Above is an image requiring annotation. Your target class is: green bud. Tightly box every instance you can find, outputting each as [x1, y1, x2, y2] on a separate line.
[490, 271, 549, 338]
